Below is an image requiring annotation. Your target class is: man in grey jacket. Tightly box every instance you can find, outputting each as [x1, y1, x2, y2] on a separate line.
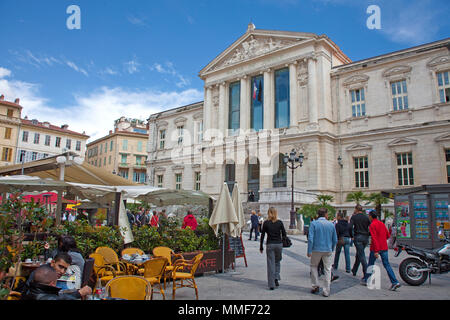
[307, 208, 337, 297]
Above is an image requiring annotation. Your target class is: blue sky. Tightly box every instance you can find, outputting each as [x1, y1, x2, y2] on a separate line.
[0, 0, 449, 142]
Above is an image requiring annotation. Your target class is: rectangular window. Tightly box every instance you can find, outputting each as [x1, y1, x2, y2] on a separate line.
[350, 88, 366, 117]
[437, 71, 450, 103]
[177, 126, 184, 145]
[108, 155, 111, 164]
[121, 154, 127, 164]
[354, 156, 369, 188]
[76, 141, 81, 151]
[103, 157, 106, 166]
[136, 155, 142, 165]
[195, 172, 201, 191]
[391, 80, 408, 111]
[397, 152, 414, 186]
[122, 139, 128, 151]
[100, 144, 103, 155]
[195, 121, 203, 143]
[66, 139, 71, 150]
[105, 142, 108, 153]
[22, 131, 28, 142]
[110, 140, 114, 151]
[159, 130, 166, 149]
[251, 75, 264, 131]
[175, 173, 182, 190]
[119, 169, 129, 179]
[31, 152, 37, 161]
[157, 175, 163, 188]
[445, 148, 450, 183]
[55, 137, 61, 148]
[4, 127, 11, 139]
[228, 81, 241, 134]
[34, 133, 40, 144]
[19, 150, 26, 163]
[133, 171, 147, 183]
[275, 68, 290, 128]
[137, 141, 143, 152]
[44, 135, 51, 146]
[1, 147, 12, 162]
[7, 109, 13, 118]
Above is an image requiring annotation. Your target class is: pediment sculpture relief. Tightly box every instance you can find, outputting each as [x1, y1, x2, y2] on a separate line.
[213, 36, 298, 70]
[382, 65, 412, 78]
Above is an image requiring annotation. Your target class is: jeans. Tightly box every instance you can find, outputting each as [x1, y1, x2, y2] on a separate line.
[249, 225, 259, 240]
[266, 243, 282, 288]
[333, 237, 351, 272]
[352, 234, 369, 278]
[363, 250, 399, 285]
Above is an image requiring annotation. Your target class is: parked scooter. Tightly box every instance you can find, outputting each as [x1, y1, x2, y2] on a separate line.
[395, 228, 450, 286]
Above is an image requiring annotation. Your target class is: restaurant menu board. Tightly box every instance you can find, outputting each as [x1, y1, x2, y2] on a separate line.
[229, 236, 245, 257]
[396, 200, 411, 239]
[414, 200, 429, 239]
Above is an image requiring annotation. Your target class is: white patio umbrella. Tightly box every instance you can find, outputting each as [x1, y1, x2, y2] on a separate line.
[209, 182, 239, 272]
[231, 182, 246, 236]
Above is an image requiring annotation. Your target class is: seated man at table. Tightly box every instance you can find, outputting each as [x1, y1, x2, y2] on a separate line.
[21, 265, 92, 300]
[24, 252, 72, 288]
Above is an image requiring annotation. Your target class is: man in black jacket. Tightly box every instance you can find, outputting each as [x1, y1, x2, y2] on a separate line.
[349, 204, 371, 283]
[21, 265, 92, 300]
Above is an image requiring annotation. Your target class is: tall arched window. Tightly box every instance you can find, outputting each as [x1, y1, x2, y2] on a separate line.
[275, 68, 290, 128]
[272, 154, 287, 187]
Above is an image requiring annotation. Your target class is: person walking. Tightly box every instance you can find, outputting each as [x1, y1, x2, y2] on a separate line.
[307, 207, 337, 297]
[249, 210, 259, 241]
[362, 211, 401, 290]
[150, 211, 159, 228]
[259, 207, 287, 290]
[333, 212, 352, 273]
[349, 204, 371, 283]
[182, 210, 198, 231]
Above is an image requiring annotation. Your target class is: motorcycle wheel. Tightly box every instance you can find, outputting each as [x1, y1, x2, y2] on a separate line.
[399, 257, 428, 286]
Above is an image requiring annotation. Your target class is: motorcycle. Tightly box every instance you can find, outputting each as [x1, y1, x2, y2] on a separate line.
[395, 228, 450, 286]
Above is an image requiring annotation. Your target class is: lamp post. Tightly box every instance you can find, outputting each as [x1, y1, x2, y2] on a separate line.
[283, 149, 304, 229]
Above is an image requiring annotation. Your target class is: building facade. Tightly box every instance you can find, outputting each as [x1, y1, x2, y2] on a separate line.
[0, 96, 22, 166]
[147, 24, 450, 225]
[86, 117, 149, 184]
[16, 118, 89, 164]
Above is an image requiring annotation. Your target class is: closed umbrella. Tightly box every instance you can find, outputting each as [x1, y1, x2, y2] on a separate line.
[231, 183, 245, 236]
[209, 182, 239, 272]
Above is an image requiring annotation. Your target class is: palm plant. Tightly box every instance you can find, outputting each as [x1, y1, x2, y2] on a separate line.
[345, 191, 369, 205]
[366, 192, 390, 218]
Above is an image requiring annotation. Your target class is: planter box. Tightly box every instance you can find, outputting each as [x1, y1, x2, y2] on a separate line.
[180, 249, 235, 275]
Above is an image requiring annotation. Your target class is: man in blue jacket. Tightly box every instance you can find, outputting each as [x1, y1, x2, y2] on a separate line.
[307, 207, 337, 297]
[249, 210, 260, 241]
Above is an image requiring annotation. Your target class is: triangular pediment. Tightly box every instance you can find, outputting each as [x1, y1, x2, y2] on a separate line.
[435, 133, 450, 142]
[387, 137, 418, 147]
[200, 26, 316, 76]
[346, 143, 372, 151]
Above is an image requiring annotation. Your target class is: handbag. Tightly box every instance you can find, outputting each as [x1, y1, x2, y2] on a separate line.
[282, 236, 292, 248]
[337, 237, 345, 246]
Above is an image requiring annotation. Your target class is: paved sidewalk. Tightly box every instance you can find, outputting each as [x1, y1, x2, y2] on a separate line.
[166, 232, 450, 300]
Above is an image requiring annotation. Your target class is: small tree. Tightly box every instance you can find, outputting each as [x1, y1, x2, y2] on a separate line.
[345, 191, 369, 205]
[366, 192, 390, 218]
[298, 194, 336, 221]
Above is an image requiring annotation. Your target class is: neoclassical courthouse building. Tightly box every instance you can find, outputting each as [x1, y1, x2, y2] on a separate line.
[147, 24, 450, 223]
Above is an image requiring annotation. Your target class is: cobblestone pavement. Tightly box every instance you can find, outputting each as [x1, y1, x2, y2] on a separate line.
[165, 232, 450, 300]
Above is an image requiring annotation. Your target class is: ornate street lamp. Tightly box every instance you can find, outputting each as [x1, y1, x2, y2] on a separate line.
[283, 149, 304, 229]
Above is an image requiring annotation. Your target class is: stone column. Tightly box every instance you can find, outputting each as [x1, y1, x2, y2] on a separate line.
[240, 76, 250, 131]
[204, 86, 212, 140]
[308, 57, 318, 126]
[218, 82, 227, 137]
[289, 62, 298, 129]
[263, 69, 274, 130]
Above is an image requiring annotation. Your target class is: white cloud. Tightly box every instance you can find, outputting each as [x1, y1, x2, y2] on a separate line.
[150, 62, 190, 88]
[0, 67, 12, 78]
[100, 67, 119, 76]
[124, 58, 140, 74]
[127, 14, 149, 27]
[0, 68, 203, 142]
[66, 61, 89, 77]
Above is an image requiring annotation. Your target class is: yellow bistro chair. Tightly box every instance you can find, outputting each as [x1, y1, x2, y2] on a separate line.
[152, 246, 184, 288]
[142, 257, 168, 300]
[172, 253, 203, 300]
[121, 248, 146, 275]
[95, 247, 128, 275]
[105, 275, 151, 300]
[89, 253, 117, 286]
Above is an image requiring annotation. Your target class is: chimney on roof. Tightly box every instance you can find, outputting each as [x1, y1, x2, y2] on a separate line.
[24, 115, 28, 120]
[14, 98, 20, 104]
[61, 124, 69, 130]
[43, 121, 50, 127]
[0, 95, 4, 101]
[109, 130, 112, 135]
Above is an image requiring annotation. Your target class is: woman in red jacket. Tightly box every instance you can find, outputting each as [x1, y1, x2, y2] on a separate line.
[362, 211, 401, 291]
[182, 210, 198, 231]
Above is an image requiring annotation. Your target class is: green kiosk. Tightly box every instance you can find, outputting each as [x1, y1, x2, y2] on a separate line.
[382, 184, 450, 249]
